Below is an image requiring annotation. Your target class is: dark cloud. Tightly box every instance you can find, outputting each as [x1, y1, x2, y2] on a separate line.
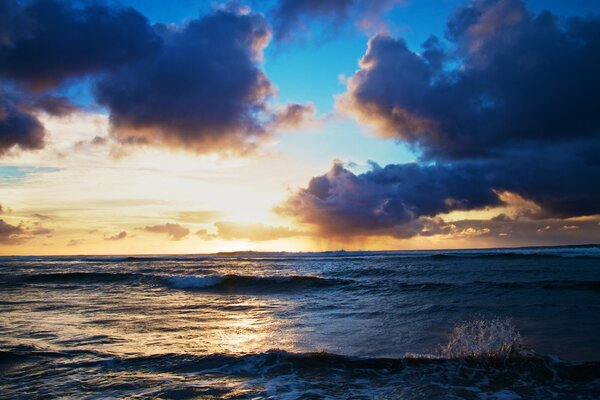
[30, 95, 77, 117]
[0, 0, 161, 91]
[95, 8, 285, 154]
[279, 160, 600, 243]
[0, 2, 313, 156]
[0, 218, 25, 244]
[339, 0, 600, 160]
[284, 0, 600, 239]
[271, 0, 401, 41]
[490, 213, 512, 222]
[0, 93, 45, 155]
[277, 160, 501, 238]
[140, 223, 189, 241]
[105, 231, 127, 241]
[280, 151, 600, 239]
[0, 0, 159, 155]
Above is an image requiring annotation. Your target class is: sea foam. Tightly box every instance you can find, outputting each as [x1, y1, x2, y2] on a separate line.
[439, 317, 525, 359]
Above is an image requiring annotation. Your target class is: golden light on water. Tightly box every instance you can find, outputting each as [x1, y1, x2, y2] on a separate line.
[5, 280, 303, 356]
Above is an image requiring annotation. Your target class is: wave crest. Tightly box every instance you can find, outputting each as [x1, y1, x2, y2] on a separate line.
[163, 274, 347, 291]
[439, 318, 525, 359]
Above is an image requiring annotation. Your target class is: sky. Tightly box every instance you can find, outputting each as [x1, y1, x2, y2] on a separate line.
[0, 0, 599, 255]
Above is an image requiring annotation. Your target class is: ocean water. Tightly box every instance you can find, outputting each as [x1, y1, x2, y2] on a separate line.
[1, 246, 599, 399]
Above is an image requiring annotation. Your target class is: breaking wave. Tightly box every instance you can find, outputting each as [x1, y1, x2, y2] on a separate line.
[2, 344, 599, 399]
[11, 272, 349, 293]
[438, 317, 525, 359]
[19, 272, 146, 284]
[163, 274, 349, 291]
[11, 271, 599, 294]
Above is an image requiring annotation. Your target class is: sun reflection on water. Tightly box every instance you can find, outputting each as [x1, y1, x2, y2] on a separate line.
[3, 284, 303, 357]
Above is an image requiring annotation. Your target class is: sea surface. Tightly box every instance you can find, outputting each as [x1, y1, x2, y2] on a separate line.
[1, 246, 599, 399]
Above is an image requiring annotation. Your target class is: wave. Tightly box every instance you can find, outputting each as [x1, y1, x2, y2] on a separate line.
[12, 271, 349, 293]
[486, 280, 600, 291]
[3, 345, 599, 380]
[163, 274, 349, 291]
[428, 252, 600, 260]
[3, 345, 598, 400]
[19, 271, 146, 284]
[12, 270, 599, 294]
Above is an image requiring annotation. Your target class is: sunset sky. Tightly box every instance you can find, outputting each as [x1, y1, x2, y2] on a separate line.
[1, 0, 599, 255]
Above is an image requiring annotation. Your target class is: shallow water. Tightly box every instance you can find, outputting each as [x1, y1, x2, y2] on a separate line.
[1, 246, 599, 398]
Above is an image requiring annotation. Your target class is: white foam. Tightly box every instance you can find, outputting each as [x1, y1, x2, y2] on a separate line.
[439, 318, 524, 359]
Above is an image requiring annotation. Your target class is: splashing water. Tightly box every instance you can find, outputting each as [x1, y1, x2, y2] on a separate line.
[439, 317, 525, 359]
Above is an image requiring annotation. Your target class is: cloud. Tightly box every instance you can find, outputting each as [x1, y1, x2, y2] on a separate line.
[280, 0, 600, 238]
[269, 102, 318, 131]
[0, 93, 45, 155]
[140, 223, 189, 241]
[211, 221, 304, 241]
[279, 159, 600, 244]
[271, 0, 402, 41]
[31, 227, 52, 236]
[280, 153, 600, 239]
[67, 238, 84, 247]
[0, 0, 159, 156]
[30, 95, 77, 117]
[0, 0, 161, 91]
[0, 218, 25, 244]
[423, 217, 600, 246]
[338, 0, 600, 160]
[276, 160, 501, 238]
[32, 213, 52, 220]
[1, 2, 313, 156]
[95, 8, 294, 155]
[105, 231, 127, 241]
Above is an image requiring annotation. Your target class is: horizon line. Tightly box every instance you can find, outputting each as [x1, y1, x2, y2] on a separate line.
[1, 242, 598, 258]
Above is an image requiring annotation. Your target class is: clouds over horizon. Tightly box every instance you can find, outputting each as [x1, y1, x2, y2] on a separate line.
[105, 231, 127, 241]
[0, 203, 55, 244]
[0, 218, 25, 244]
[277, 160, 501, 238]
[278, 160, 600, 242]
[282, 0, 600, 240]
[140, 223, 189, 241]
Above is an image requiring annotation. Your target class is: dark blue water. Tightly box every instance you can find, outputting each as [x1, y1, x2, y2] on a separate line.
[1, 246, 599, 398]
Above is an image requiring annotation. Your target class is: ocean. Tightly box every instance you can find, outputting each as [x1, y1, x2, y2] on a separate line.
[1, 246, 599, 399]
